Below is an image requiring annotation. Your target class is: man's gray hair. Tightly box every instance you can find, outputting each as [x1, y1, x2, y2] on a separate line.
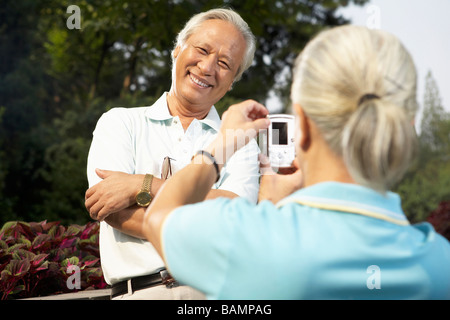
[173, 8, 256, 82]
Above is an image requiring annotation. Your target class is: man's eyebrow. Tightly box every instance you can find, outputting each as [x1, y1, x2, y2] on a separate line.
[221, 53, 234, 65]
[217, 50, 235, 68]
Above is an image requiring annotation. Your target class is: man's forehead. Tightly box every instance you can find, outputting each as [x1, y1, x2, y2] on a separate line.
[187, 20, 245, 57]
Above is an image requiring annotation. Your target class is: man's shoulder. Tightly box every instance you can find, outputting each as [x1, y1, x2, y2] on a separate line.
[92, 107, 152, 136]
[103, 106, 150, 117]
[98, 106, 151, 125]
[102, 94, 169, 122]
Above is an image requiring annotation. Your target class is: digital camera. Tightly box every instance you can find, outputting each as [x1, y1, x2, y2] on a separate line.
[259, 114, 295, 168]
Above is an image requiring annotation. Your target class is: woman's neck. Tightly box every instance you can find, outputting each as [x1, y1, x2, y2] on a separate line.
[301, 131, 355, 188]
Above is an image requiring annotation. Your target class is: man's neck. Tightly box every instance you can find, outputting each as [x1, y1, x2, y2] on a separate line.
[166, 91, 211, 130]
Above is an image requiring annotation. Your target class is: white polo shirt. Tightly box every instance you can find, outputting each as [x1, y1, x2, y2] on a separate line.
[87, 93, 260, 285]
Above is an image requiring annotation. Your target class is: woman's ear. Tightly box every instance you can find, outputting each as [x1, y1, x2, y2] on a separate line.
[294, 103, 310, 150]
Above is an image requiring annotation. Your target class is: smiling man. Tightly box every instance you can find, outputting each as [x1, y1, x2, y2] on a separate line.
[85, 9, 258, 300]
[168, 18, 246, 122]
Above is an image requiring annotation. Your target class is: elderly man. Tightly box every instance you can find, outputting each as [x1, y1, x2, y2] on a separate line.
[85, 8, 258, 300]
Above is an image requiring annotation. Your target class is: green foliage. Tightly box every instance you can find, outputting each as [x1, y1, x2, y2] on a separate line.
[427, 202, 450, 241]
[395, 159, 450, 223]
[420, 71, 450, 156]
[0, 220, 106, 300]
[393, 71, 450, 223]
[4, 0, 448, 300]
[0, 0, 368, 225]
[0, 107, 8, 218]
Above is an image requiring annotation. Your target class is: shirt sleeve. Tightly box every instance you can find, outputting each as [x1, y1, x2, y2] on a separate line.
[161, 197, 235, 298]
[216, 139, 260, 204]
[161, 197, 277, 299]
[86, 108, 135, 187]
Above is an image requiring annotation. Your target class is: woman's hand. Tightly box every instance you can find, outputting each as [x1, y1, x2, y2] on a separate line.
[258, 155, 304, 204]
[208, 100, 270, 164]
[143, 99, 270, 258]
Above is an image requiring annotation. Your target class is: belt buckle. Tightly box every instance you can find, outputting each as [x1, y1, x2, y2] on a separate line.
[160, 270, 178, 288]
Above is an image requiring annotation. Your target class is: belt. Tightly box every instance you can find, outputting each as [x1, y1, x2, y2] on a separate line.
[111, 268, 178, 299]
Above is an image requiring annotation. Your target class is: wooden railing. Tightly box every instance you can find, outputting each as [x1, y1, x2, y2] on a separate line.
[23, 289, 111, 300]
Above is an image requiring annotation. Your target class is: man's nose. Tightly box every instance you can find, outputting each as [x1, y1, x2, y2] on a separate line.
[198, 54, 216, 76]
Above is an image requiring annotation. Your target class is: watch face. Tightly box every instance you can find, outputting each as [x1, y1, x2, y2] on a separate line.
[136, 191, 152, 206]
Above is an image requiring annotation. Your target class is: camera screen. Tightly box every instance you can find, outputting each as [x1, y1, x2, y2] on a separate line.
[272, 122, 288, 145]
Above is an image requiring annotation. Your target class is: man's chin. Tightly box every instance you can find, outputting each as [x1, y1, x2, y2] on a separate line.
[179, 91, 214, 108]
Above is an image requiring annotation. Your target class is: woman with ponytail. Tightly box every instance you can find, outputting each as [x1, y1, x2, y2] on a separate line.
[142, 25, 450, 299]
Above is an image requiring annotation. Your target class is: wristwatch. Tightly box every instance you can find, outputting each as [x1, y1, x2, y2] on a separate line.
[135, 174, 153, 207]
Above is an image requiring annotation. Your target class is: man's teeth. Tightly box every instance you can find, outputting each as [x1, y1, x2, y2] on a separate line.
[190, 74, 209, 88]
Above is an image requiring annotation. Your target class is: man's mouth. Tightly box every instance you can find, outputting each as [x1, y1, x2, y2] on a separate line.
[189, 72, 212, 89]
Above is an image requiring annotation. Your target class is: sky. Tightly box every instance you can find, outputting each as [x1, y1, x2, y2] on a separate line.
[339, 0, 450, 118]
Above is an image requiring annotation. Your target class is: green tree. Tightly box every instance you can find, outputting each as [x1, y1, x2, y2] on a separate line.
[394, 71, 450, 223]
[0, 0, 368, 225]
[0, 0, 58, 223]
[419, 71, 450, 158]
[0, 106, 14, 222]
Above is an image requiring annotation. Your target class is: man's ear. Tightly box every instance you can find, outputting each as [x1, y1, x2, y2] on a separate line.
[294, 103, 310, 150]
[173, 46, 180, 59]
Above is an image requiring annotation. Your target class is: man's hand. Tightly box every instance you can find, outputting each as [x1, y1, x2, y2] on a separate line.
[85, 169, 145, 221]
[86, 167, 237, 237]
[258, 155, 303, 204]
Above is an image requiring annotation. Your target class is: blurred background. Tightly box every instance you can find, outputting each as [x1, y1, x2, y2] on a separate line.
[1, 0, 449, 226]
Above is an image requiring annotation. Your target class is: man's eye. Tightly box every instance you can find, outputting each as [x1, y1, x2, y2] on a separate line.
[219, 61, 230, 69]
[197, 47, 207, 54]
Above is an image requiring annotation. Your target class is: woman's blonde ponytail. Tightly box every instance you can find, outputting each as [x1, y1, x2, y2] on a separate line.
[342, 97, 418, 191]
[291, 25, 418, 192]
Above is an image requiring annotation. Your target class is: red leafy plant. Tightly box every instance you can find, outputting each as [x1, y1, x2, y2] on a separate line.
[427, 201, 450, 242]
[0, 220, 107, 299]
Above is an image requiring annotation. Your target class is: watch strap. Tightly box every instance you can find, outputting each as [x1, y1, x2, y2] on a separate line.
[142, 174, 153, 194]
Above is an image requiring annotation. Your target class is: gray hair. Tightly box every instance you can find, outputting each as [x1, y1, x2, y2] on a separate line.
[291, 25, 419, 192]
[173, 8, 256, 82]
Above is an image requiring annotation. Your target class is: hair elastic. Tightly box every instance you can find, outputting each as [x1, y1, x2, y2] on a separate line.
[192, 150, 220, 182]
[358, 93, 380, 106]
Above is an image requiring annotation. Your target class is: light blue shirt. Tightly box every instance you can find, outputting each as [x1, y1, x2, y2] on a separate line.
[162, 182, 450, 299]
[87, 93, 260, 284]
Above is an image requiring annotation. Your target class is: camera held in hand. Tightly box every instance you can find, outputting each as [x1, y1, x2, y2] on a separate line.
[258, 114, 295, 169]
